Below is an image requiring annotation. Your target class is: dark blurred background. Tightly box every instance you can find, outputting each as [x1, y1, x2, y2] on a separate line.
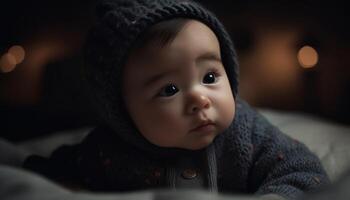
[1, 0, 349, 141]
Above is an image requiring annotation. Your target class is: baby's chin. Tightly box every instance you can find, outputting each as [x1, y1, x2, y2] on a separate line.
[178, 133, 218, 151]
[148, 129, 224, 150]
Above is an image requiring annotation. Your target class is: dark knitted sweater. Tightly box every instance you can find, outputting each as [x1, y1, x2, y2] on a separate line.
[23, 98, 329, 200]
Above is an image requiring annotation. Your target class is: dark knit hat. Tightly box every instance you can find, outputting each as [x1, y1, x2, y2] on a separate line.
[84, 0, 239, 155]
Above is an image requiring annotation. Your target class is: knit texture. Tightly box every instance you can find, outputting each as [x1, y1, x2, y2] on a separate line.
[83, 0, 239, 155]
[24, 98, 330, 199]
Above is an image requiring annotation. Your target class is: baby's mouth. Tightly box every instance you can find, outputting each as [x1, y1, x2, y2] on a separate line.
[190, 120, 216, 133]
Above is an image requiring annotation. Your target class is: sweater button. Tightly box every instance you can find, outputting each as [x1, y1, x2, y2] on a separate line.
[181, 168, 197, 179]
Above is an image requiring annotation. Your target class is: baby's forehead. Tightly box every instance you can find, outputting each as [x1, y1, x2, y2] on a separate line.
[133, 20, 219, 54]
[130, 20, 217, 55]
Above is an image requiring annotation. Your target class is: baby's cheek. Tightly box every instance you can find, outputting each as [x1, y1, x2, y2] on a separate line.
[216, 91, 235, 131]
[142, 105, 185, 145]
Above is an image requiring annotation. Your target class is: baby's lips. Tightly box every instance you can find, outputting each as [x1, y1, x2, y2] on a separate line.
[190, 120, 215, 132]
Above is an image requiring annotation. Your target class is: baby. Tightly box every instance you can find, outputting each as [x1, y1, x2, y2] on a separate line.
[24, 0, 329, 199]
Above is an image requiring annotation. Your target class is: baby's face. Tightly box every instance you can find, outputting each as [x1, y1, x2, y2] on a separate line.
[123, 20, 235, 150]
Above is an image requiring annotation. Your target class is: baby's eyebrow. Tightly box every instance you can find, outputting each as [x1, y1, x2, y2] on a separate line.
[196, 52, 222, 63]
[144, 69, 175, 87]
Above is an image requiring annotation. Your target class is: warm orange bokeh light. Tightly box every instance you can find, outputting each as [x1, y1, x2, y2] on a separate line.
[8, 45, 26, 64]
[0, 53, 17, 73]
[297, 45, 318, 68]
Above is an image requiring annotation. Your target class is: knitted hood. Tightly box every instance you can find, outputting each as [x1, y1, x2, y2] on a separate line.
[83, 0, 239, 156]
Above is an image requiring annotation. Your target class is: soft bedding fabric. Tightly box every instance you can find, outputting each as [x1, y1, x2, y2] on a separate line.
[0, 138, 28, 167]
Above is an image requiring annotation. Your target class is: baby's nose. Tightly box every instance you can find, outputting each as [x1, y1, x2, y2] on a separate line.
[186, 93, 211, 114]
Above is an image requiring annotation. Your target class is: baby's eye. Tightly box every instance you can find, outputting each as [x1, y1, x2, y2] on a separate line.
[158, 84, 179, 97]
[203, 72, 218, 84]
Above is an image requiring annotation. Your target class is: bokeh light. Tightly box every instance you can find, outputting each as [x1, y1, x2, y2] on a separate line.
[297, 45, 318, 68]
[0, 53, 17, 73]
[8, 45, 26, 64]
